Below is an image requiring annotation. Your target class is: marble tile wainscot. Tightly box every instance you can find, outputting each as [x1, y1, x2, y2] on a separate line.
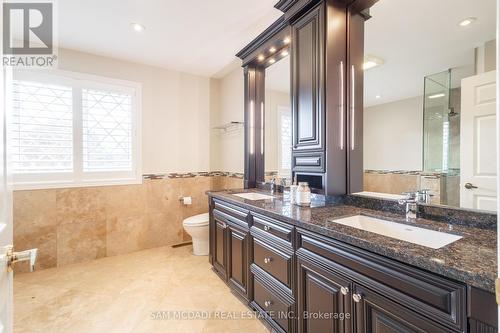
[13, 172, 244, 272]
[207, 189, 497, 333]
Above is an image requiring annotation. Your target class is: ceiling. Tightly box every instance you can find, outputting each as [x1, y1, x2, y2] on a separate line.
[364, 0, 497, 107]
[56, 0, 283, 77]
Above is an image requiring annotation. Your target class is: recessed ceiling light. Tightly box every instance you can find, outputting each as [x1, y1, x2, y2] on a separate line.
[428, 93, 446, 99]
[458, 17, 477, 27]
[375, 95, 381, 99]
[257, 54, 265, 61]
[283, 37, 291, 44]
[269, 47, 276, 53]
[363, 55, 384, 70]
[281, 50, 289, 57]
[268, 58, 276, 64]
[131, 22, 145, 32]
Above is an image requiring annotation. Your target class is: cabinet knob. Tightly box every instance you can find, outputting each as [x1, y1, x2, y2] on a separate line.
[352, 293, 363, 303]
[340, 286, 349, 295]
[264, 257, 273, 264]
[263, 225, 271, 231]
[264, 300, 272, 307]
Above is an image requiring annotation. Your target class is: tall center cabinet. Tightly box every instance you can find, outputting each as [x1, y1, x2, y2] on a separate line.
[289, 0, 368, 195]
[239, 0, 371, 195]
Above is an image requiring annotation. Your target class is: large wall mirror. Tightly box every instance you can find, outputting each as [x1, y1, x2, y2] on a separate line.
[264, 49, 291, 185]
[359, 0, 497, 212]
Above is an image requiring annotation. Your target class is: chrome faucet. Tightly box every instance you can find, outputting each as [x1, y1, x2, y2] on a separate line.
[417, 189, 432, 204]
[270, 176, 276, 194]
[398, 191, 418, 221]
[398, 189, 433, 221]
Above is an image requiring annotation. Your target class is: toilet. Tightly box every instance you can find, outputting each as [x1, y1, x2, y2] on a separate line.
[182, 213, 209, 255]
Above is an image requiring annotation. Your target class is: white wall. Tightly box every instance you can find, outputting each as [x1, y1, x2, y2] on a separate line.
[210, 67, 245, 173]
[364, 96, 423, 170]
[57, 48, 211, 174]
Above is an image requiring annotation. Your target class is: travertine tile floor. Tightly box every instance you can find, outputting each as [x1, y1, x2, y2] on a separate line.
[14, 246, 271, 333]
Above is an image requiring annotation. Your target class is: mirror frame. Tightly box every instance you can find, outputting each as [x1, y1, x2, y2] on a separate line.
[236, 17, 292, 189]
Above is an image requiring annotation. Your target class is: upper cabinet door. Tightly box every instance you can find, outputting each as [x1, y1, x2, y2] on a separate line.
[292, 4, 325, 151]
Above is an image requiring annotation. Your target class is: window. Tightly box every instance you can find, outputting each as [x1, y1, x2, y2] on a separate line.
[277, 106, 292, 178]
[10, 70, 141, 189]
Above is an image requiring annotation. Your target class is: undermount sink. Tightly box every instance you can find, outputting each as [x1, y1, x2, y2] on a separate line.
[232, 192, 275, 201]
[330, 215, 462, 249]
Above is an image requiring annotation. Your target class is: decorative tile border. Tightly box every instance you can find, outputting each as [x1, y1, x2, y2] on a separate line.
[142, 171, 244, 180]
[364, 169, 460, 177]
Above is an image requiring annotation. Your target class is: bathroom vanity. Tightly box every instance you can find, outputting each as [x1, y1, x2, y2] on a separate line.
[207, 190, 497, 333]
[211, 0, 499, 332]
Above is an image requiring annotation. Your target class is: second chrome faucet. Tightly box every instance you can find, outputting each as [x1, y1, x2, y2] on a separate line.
[398, 190, 432, 221]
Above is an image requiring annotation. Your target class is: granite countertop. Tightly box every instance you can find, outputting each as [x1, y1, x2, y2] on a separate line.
[207, 189, 497, 293]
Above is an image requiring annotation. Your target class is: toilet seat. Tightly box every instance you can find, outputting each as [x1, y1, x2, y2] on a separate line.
[182, 213, 209, 227]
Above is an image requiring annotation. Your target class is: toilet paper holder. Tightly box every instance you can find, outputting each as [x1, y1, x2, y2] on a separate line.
[179, 196, 192, 205]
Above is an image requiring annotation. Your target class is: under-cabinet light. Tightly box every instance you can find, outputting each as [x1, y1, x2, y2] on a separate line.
[269, 47, 276, 53]
[283, 37, 291, 44]
[281, 50, 289, 57]
[257, 54, 265, 62]
[268, 58, 276, 64]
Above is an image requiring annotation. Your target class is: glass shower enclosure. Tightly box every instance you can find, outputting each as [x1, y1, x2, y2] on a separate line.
[422, 69, 462, 206]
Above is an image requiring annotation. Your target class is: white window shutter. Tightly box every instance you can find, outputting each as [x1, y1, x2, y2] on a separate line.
[11, 80, 73, 173]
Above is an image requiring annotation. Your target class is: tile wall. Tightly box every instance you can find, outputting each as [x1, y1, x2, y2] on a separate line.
[13, 173, 243, 272]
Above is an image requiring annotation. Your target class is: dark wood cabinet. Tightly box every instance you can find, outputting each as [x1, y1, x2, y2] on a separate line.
[209, 196, 497, 333]
[291, 3, 324, 153]
[353, 284, 451, 333]
[297, 253, 352, 333]
[236, 0, 369, 195]
[210, 199, 250, 297]
[213, 213, 227, 280]
[296, 242, 458, 333]
[289, 0, 353, 195]
[227, 222, 249, 299]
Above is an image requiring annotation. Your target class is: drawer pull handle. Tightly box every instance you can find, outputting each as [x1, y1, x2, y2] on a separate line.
[264, 257, 273, 264]
[340, 286, 349, 295]
[263, 225, 271, 231]
[264, 300, 272, 307]
[352, 293, 363, 303]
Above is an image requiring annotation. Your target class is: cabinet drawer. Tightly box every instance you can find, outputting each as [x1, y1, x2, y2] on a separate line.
[213, 198, 249, 221]
[253, 238, 292, 288]
[254, 277, 293, 333]
[297, 228, 466, 332]
[292, 151, 324, 172]
[213, 208, 248, 231]
[252, 213, 293, 243]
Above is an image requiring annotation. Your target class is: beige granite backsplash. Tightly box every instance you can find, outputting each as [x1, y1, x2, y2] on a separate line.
[13, 174, 243, 272]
